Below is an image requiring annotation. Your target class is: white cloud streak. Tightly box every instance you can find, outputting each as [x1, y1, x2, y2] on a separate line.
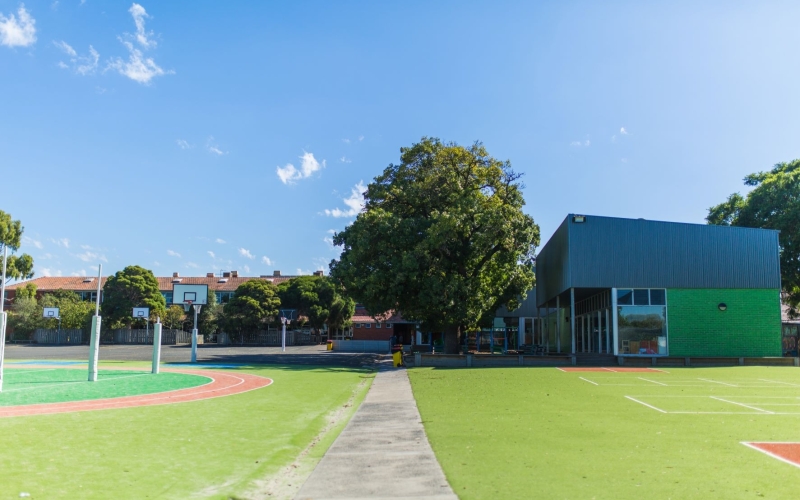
[620, 127, 628, 135]
[176, 139, 193, 149]
[52, 238, 69, 248]
[107, 3, 171, 84]
[324, 181, 366, 218]
[239, 248, 254, 259]
[0, 4, 36, 48]
[129, 3, 155, 49]
[261, 256, 273, 266]
[207, 251, 215, 258]
[215, 238, 226, 244]
[55, 40, 99, 75]
[276, 151, 325, 185]
[167, 249, 181, 257]
[76, 251, 107, 263]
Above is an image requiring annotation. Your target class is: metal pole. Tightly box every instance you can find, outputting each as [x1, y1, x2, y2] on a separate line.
[191, 305, 200, 363]
[556, 296, 561, 353]
[611, 288, 619, 356]
[152, 318, 162, 374]
[0, 245, 7, 391]
[281, 318, 287, 352]
[88, 264, 102, 382]
[570, 288, 576, 354]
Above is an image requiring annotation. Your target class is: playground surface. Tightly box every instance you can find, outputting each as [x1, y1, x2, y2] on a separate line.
[0, 359, 373, 499]
[409, 365, 800, 499]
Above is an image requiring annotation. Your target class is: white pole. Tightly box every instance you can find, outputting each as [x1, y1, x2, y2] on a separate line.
[191, 305, 200, 363]
[152, 319, 162, 374]
[281, 318, 286, 352]
[88, 264, 102, 382]
[0, 245, 7, 392]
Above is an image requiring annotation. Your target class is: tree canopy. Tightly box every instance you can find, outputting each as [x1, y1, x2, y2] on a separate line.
[707, 159, 800, 316]
[277, 276, 355, 332]
[101, 266, 167, 328]
[330, 137, 540, 353]
[221, 279, 281, 336]
[0, 210, 35, 283]
[41, 289, 94, 330]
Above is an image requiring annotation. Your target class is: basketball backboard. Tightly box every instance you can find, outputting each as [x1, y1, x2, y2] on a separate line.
[43, 307, 60, 319]
[172, 284, 209, 305]
[133, 307, 150, 318]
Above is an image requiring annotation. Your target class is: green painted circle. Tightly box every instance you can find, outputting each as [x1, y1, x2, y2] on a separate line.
[0, 368, 209, 407]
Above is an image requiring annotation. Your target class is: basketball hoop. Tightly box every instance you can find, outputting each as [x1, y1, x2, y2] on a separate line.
[184, 300, 193, 313]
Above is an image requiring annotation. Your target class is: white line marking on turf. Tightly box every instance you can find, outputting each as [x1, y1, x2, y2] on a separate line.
[710, 396, 774, 414]
[625, 396, 667, 413]
[638, 377, 668, 386]
[759, 379, 800, 387]
[601, 367, 617, 372]
[556, 367, 568, 372]
[579, 377, 599, 386]
[742, 442, 800, 469]
[698, 378, 737, 387]
[3, 373, 150, 393]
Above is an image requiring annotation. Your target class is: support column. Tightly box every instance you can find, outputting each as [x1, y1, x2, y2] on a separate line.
[597, 310, 602, 354]
[605, 309, 610, 354]
[556, 296, 561, 353]
[612, 288, 619, 356]
[570, 288, 576, 354]
[152, 321, 162, 374]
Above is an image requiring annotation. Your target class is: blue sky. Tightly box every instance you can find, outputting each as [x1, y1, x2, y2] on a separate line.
[2, 1, 800, 279]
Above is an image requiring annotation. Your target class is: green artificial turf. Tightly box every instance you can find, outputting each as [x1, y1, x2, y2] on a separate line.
[409, 366, 800, 499]
[0, 362, 373, 500]
[0, 368, 207, 406]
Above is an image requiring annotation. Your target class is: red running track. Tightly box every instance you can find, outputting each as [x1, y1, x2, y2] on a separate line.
[0, 369, 272, 418]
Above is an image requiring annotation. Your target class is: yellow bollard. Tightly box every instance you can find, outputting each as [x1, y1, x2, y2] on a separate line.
[392, 350, 403, 367]
[327, 341, 333, 351]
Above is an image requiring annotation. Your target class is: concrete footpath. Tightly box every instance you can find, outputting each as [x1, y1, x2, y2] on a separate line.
[295, 367, 458, 500]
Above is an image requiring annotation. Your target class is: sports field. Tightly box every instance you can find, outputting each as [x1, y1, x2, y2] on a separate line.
[0, 361, 373, 499]
[409, 366, 800, 499]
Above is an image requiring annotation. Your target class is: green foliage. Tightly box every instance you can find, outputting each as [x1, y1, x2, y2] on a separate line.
[41, 289, 94, 330]
[8, 296, 40, 336]
[162, 305, 186, 330]
[198, 288, 222, 339]
[0, 209, 35, 283]
[222, 279, 281, 335]
[330, 137, 540, 352]
[707, 160, 800, 315]
[16, 282, 37, 300]
[101, 266, 167, 329]
[277, 276, 355, 332]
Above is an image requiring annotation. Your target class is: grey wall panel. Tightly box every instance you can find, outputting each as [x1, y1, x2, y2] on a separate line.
[567, 216, 780, 290]
[496, 286, 538, 317]
[535, 217, 571, 306]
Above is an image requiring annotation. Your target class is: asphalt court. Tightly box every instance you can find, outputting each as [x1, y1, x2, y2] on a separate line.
[563, 368, 800, 415]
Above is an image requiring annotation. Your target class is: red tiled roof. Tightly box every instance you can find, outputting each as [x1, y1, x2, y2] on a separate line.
[6, 275, 298, 292]
[351, 309, 411, 324]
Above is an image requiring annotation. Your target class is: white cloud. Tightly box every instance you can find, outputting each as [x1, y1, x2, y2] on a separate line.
[52, 238, 69, 248]
[167, 249, 181, 257]
[570, 139, 591, 148]
[239, 248, 254, 259]
[23, 236, 42, 249]
[620, 127, 628, 135]
[207, 251, 215, 258]
[129, 3, 155, 49]
[215, 238, 226, 244]
[153, 261, 161, 266]
[584, 140, 590, 147]
[324, 181, 366, 218]
[55, 41, 99, 75]
[276, 151, 325, 184]
[0, 4, 36, 48]
[339, 156, 351, 163]
[342, 138, 350, 144]
[243, 264, 250, 273]
[186, 262, 198, 268]
[41, 267, 51, 277]
[261, 256, 273, 266]
[176, 139, 193, 149]
[206, 136, 226, 155]
[324, 229, 336, 249]
[107, 5, 170, 85]
[358, 135, 364, 141]
[71, 269, 88, 277]
[76, 251, 107, 263]
[296, 268, 313, 275]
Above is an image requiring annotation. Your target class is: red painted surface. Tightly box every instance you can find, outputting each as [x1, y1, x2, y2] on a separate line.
[745, 443, 800, 468]
[0, 369, 272, 418]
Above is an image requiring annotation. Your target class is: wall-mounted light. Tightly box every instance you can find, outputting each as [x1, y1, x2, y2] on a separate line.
[573, 215, 586, 223]
[718, 303, 728, 311]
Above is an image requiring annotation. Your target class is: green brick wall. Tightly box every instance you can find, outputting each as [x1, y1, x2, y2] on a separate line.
[667, 289, 781, 357]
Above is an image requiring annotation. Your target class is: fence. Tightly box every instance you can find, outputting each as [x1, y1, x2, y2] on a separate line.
[33, 329, 84, 345]
[111, 329, 189, 345]
[217, 329, 313, 346]
[330, 339, 391, 353]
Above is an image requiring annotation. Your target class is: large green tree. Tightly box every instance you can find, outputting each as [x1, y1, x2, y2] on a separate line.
[41, 290, 94, 330]
[101, 266, 167, 328]
[707, 159, 800, 316]
[277, 276, 355, 334]
[221, 279, 281, 338]
[330, 137, 540, 353]
[198, 288, 222, 339]
[0, 210, 34, 283]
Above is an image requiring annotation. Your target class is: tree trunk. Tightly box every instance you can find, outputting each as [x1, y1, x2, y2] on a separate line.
[444, 325, 462, 354]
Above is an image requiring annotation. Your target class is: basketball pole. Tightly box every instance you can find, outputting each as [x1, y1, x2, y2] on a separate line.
[88, 264, 102, 382]
[191, 303, 201, 363]
[0, 245, 9, 392]
[152, 316, 162, 374]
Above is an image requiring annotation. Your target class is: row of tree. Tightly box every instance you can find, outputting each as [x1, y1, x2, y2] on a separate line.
[7, 264, 356, 339]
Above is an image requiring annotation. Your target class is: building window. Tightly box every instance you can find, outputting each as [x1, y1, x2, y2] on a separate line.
[163, 292, 173, 305]
[385, 323, 392, 329]
[365, 323, 371, 328]
[376, 323, 381, 328]
[357, 323, 363, 328]
[617, 289, 667, 356]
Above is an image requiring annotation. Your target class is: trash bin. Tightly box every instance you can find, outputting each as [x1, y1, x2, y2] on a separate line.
[392, 350, 403, 368]
[326, 341, 333, 351]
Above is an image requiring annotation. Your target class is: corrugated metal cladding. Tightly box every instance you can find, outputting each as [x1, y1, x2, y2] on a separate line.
[536, 214, 781, 307]
[495, 286, 538, 317]
[535, 217, 571, 307]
